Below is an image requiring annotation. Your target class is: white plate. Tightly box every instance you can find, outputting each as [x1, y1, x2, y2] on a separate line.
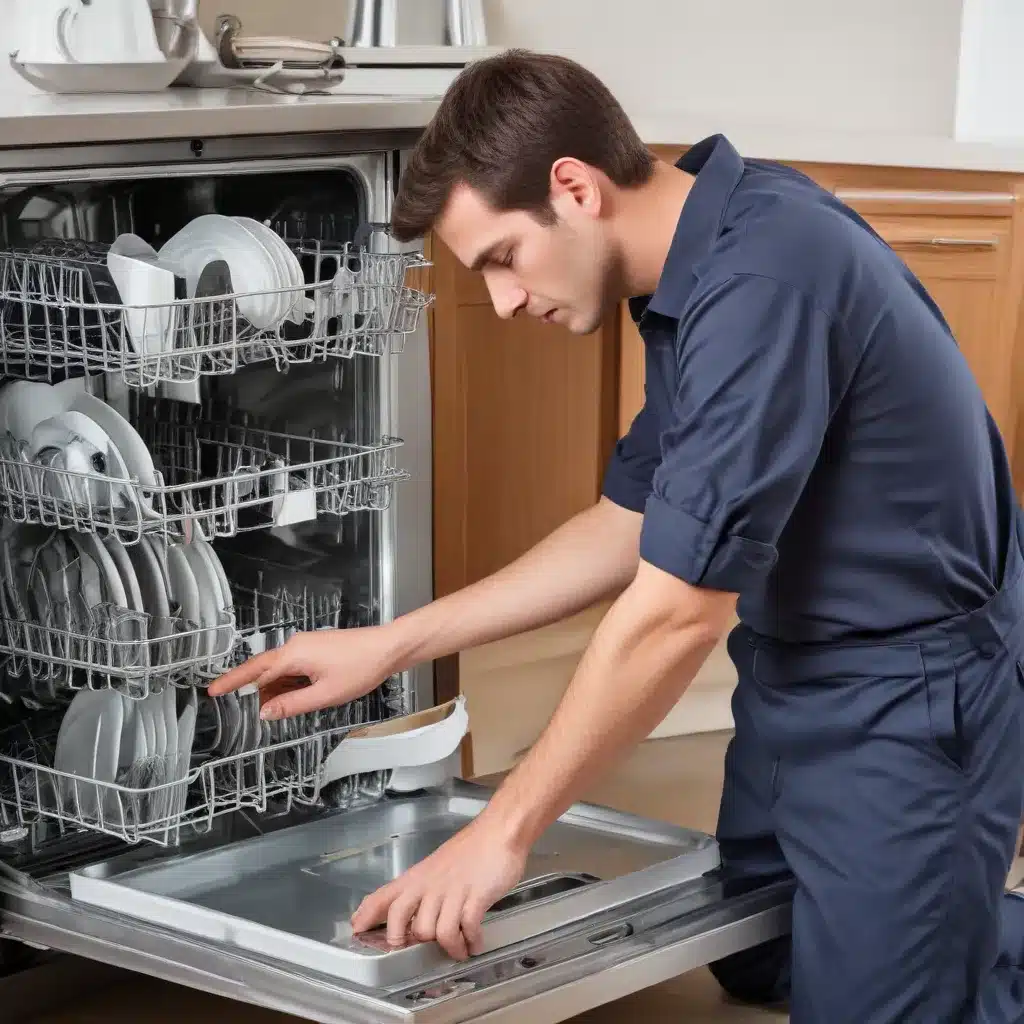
[118, 693, 140, 772]
[179, 544, 220, 658]
[230, 218, 290, 330]
[162, 685, 179, 774]
[189, 539, 234, 661]
[69, 393, 158, 489]
[63, 534, 105, 619]
[193, 535, 233, 611]
[69, 532, 128, 609]
[54, 689, 123, 819]
[233, 217, 307, 326]
[0, 381, 66, 444]
[165, 544, 201, 633]
[158, 215, 283, 330]
[103, 536, 145, 614]
[9, 55, 190, 94]
[125, 536, 171, 622]
[91, 692, 125, 823]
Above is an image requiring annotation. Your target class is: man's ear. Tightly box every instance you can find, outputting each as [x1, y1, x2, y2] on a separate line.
[550, 157, 602, 216]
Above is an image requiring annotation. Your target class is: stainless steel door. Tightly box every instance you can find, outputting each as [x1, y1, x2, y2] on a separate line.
[0, 793, 792, 1024]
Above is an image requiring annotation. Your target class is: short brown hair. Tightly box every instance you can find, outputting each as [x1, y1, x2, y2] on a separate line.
[391, 49, 654, 242]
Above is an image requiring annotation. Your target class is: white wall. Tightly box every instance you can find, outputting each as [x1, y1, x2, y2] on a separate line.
[486, 0, 966, 137]
[954, 0, 1024, 141]
[1, 0, 969, 138]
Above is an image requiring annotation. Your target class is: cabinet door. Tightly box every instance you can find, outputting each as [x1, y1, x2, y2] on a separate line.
[429, 236, 620, 774]
[431, 240, 619, 596]
[618, 301, 646, 436]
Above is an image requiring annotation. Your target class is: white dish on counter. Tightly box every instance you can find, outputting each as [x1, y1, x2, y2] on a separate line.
[9, 54, 191, 94]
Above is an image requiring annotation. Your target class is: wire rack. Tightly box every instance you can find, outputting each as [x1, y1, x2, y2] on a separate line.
[0, 709, 394, 847]
[0, 237, 432, 387]
[0, 602, 236, 702]
[0, 409, 406, 545]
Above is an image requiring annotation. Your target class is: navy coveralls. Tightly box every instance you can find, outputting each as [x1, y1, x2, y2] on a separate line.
[603, 134, 1024, 1022]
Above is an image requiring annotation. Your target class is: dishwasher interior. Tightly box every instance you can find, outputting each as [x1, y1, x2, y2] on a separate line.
[0, 138, 790, 1024]
[0, 161, 422, 872]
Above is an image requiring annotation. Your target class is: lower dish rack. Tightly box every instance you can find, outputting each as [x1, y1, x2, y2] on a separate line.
[0, 709, 393, 847]
[0, 690, 464, 850]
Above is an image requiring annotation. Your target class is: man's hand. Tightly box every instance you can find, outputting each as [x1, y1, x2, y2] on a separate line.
[351, 815, 528, 960]
[207, 626, 403, 720]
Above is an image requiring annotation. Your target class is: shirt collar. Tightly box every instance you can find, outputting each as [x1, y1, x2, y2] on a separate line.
[629, 134, 746, 323]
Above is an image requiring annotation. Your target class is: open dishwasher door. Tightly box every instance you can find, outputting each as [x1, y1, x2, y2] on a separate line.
[2, 778, 792, 1024]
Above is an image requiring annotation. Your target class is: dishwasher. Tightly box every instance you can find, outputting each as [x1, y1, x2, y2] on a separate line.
[0, 129, 792, 1023]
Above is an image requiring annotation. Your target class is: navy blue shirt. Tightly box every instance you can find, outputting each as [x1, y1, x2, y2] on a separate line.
[603, 134, 1015, 643]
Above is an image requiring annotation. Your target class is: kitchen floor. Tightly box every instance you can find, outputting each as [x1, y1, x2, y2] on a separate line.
[10, 730, 1024, 1023]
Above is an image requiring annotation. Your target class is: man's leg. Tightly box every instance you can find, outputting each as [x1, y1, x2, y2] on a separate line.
[751, 638, 1023, 1023]
[707, 628, 793, 1005]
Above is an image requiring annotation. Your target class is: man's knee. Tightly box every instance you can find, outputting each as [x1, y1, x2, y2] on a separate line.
[708, 936, 791, 1007]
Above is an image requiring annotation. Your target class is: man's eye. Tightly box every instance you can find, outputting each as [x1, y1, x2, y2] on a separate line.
[501, 251, 514, 268]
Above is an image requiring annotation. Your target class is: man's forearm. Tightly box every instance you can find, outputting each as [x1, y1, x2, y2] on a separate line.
[387, 497, 643, 672]
[481, 564, 736, 850]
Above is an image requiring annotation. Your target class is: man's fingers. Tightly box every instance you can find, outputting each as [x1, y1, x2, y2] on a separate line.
[386, 892, 421, 949]
[436, 894, 469, 961]
[411, 890, 443, 943]
[207, 649, 286, 697]
[461, 896, 490, 956]
[351, 882, 396, 934]
[260, 681, 330, 721]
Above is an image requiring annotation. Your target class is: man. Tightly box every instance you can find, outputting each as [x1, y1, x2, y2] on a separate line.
[210, 49, 1024, 1021]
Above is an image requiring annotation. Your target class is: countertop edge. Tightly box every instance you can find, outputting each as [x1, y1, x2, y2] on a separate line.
[4, 93, 1024, 174]
[633, 115, 1024, 175]
[0, 91, 442, 150]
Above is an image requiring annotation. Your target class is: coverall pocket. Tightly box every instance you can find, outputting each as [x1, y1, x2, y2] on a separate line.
[922, 657, 964, 775]
[749, 640, 959, 772]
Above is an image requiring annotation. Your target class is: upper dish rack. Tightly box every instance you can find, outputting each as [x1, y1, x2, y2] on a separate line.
[0, 402, 406, 545]
[0, 237, 432, 388]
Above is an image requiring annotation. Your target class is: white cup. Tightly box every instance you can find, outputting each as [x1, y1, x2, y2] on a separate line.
[56, 0, 167, 64]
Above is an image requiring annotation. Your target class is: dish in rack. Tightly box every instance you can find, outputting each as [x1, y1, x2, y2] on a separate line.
[0, 521, 236, 700]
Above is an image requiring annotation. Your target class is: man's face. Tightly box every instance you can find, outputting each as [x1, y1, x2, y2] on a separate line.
[436, 173, 617, 336]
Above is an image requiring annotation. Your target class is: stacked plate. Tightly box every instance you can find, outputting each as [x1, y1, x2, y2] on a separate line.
[51, 684, 198, 829]
[0, 520, 235, 696]
[0, 379, 159, 519]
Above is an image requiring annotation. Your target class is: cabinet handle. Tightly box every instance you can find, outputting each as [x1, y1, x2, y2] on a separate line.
[835, 188, 1015, 204]
[892, 236, 1000, 249]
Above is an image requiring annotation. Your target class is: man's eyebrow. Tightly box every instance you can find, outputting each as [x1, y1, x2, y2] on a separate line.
[469, 240, 506, 273]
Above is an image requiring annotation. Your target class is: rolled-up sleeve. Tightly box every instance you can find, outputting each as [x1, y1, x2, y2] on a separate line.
[640, 273, 838, 594]
[602, 399, 662, 514]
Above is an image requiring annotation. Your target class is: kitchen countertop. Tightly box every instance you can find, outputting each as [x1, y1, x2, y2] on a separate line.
[4, 88, 1024, 174]
[0, 88, 441, 149]
[635, 110, 1024, 174]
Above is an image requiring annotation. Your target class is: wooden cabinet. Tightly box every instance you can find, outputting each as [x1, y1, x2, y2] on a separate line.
[427, 236, 619, 774]
[429, 238, 619, 599]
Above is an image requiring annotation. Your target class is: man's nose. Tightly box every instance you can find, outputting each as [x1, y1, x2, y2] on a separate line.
[486, 276, 528, 320]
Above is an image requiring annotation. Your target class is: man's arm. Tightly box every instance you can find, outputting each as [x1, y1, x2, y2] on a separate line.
[208, 497, 645, 714]
[350, 560, 736, 955]
[483, 560, 736, 847]
[388, 496, 644, 670]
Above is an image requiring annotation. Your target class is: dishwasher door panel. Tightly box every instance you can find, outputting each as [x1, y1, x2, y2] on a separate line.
[1, 858, 792, 1023]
